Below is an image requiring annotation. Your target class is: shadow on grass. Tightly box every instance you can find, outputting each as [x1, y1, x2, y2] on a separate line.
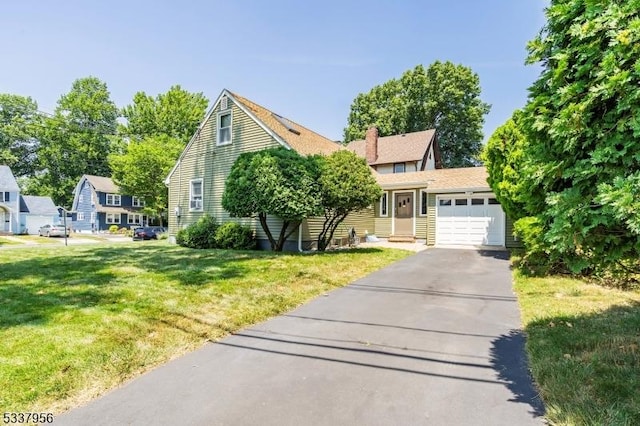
[521, 302, 640, 425]
[0, 244, 391, 329]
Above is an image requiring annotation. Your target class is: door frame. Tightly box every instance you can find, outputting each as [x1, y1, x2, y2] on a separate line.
[391, 190, 416, 236]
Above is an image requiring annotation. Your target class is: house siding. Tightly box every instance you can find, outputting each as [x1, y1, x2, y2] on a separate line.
[74, 180, 95, 232]
[301, 207, 375, 248]
[167, 99, 285, 243]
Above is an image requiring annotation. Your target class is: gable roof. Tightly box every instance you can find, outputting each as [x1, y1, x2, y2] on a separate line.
[166, 89, 342, 184]
[82, 175, 119, 193]
[230, 92, 342, 157]
[375, 167, 490, 192]
[346, 129, 437, 165]
[20, 195, 59, 215]
[0, 165, 20, 192]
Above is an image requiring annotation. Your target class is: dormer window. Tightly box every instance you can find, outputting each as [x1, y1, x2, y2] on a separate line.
[106, 194, 121, 206]
[217, 111, 232, 146]
[393, 163, 406, 173]
[132, 196, 144, 207]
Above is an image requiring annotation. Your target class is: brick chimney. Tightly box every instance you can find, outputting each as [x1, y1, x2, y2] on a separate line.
[365, 126, 378, 164]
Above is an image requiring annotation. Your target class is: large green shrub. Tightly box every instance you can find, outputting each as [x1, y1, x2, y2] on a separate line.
[176, 216, 219, 249]
[214, 222, 256, 250]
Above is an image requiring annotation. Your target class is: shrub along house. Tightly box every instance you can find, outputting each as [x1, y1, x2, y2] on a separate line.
[71, 175, 146, 232]
[166, 90, 517, 250]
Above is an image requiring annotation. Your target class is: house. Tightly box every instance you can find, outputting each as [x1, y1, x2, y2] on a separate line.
[0, 165, 60, 235]
[166, 90, 517, 250]
[71, 175, 147, 232]
[346, 126, 517, 247]
[165, 89, 374, 250]
[346, 127, 442, 173]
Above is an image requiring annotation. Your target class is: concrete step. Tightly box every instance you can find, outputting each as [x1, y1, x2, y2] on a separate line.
[388, 235, 416, 243]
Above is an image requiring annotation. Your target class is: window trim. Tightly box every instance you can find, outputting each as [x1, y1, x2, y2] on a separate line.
[106, 213, 121, 224]
[189, 178, 204, 212]
[393, 163, 406, 174]
[380, 192, 388, 217]
[106, 193, 121, 206]
[127, 213, 143, 225]
[1, 192, 9, 202]
[217, 111, 233, 146]
[132, 196, 144, 207]
[77, 212, 85, 221]
[419, 191, 428, 216]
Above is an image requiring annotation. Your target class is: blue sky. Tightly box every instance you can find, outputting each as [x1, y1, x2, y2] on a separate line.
[0, 1, 547, 142]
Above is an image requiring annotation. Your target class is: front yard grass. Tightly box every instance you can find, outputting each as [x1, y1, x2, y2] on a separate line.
[514, 271, 640, 425]
[0, 242, 411, 414]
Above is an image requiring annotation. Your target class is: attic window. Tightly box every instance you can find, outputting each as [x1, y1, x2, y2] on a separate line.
[217, 111, 232, 145]
[220, 96, 229, 110]
[272, 113, 301, 135]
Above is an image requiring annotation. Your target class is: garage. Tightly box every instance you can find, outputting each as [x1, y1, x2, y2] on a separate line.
[436, 195, 504, 246]
[25, 215, 54, 235]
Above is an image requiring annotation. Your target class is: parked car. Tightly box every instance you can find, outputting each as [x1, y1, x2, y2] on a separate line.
[38, 224, 70, 237]
[149, 226, 166, 235]
[132, 227, 159, 241]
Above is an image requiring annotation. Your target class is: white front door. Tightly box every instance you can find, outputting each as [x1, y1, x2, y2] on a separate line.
[436, 195, 504, 246]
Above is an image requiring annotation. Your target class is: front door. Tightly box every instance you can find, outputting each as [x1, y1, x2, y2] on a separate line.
[394, 192, 414, 236]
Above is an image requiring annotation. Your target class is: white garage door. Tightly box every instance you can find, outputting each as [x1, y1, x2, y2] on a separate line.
[25, 216, 54, 235]
[436, 195, 504, 246]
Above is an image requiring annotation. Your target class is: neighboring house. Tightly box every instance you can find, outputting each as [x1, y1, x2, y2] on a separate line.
[71, 175, 146, 232]
[0, 165, 60, 235]
[19, 196, 60, 234]
[166, 90, 517, 250]
[346, 127, 442, 174]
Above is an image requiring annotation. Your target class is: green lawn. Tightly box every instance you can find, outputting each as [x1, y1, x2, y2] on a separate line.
[0, 242, 411, 414]
[514, 271, 640, 425]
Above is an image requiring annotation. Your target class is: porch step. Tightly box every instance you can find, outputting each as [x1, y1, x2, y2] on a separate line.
[388, 235, 416, 243]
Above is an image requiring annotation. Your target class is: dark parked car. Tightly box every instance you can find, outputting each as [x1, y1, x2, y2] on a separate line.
[132, 227, 158, 241]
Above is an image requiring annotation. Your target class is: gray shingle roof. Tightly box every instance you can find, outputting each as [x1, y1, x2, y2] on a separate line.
[83, 175, 119, 193]
[20, 195, 59, 215]
[0, 165, 20, 191]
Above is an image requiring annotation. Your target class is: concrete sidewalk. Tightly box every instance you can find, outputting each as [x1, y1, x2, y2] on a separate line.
[57, 249, 545, 426]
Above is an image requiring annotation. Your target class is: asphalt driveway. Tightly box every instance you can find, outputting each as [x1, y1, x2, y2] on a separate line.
[58, 248, 545, 426]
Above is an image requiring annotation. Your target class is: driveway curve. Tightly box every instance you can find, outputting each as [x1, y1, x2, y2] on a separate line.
[58, 248, 544, 426]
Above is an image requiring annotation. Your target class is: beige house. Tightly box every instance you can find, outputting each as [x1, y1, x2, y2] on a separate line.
[166, 89, 517, 249]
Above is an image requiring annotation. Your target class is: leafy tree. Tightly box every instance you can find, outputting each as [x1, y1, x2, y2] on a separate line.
[121, 85, 208, 145]
[110, 135, 182, 225]
[0, 94, 42, 178]
[344, 62, 490, 167]
[222, 148, 321, 251]
[35, 77, 118, 207]
[503, 0, 640, 278]
[481, 110, 528, 222]
[316, 150, 382, 251]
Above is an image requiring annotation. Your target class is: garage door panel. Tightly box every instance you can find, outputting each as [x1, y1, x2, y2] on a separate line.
[436, 196, 504, 246]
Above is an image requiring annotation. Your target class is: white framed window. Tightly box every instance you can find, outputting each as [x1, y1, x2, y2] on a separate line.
[90, 212, 96, 224]
[393, 163, 406, 173]
[380, 192, 388, 217]
[77, 212, 85, 221]
[190, 179, 203, 211]
[1, 192, 10, 202]
[106, 213, 121, 224]
[106, 194, 121, 206]
[132, 196, 144, 207]
[128, 213, 143, 224]
[420, 191, 428, 216]
[217, 111, 232, 145]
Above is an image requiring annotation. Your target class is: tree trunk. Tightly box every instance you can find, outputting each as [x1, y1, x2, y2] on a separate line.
[258, 212, 278, 250]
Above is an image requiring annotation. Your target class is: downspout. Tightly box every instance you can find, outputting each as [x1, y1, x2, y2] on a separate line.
[298, 223, 303, 252]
